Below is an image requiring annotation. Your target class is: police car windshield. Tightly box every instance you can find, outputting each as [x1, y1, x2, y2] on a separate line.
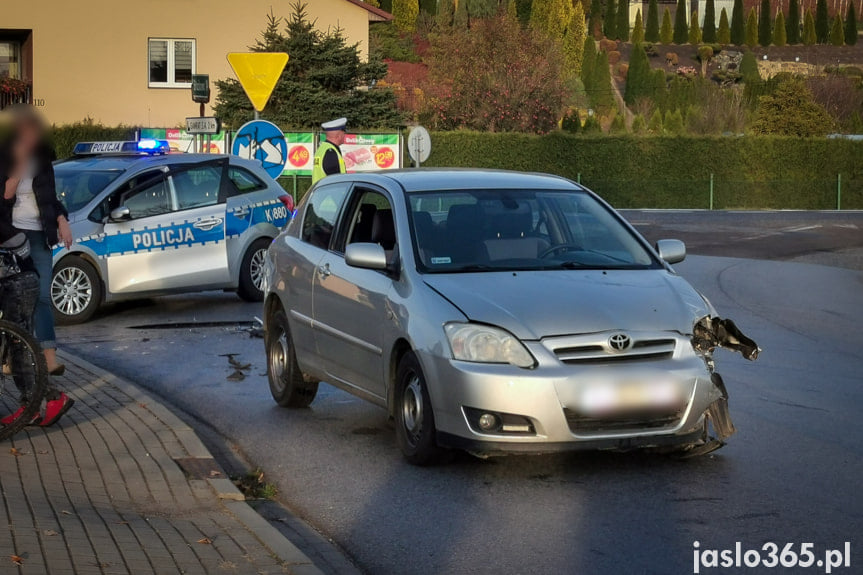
[55, 170, 122, 213]
[408, 189, 660, 273]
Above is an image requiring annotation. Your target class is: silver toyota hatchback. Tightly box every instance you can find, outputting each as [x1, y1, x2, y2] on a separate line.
[263, 170, 758, 464]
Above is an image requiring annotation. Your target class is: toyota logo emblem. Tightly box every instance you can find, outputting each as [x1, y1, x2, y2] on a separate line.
[608, 333, 631, 351]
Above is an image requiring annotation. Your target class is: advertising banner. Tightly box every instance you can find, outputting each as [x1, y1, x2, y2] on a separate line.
[282, 133, 315, 176]
[320, 133, 401, 173]
[140, 128, 227, 154]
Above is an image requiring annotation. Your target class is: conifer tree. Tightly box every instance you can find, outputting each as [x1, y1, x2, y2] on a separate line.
[815, 0, 829, 43]
[731, 0, 746, 43]
[674, 0, 689, 43]
[648, 109, 664, 133]
[624, 42, 650, 104]
[616, 0, 630, 40]
[393, 0, 419, 32]
[787, 0, 801, 43]
[746, 7, 759, 46]
[661, 7, 674, 42]
[846, 2, 858, 45]
[605, 0, 618, 38]
[718, 8, 731, 43]
[689, 11, 703, 43]
[632, 9, 645, 43]
[830, 13, 845, 45]
[758, 0, 772, 46]
[703, 0, 717, 42]
[591, 51, 615, 112]
[803, 9, 817, 44]
[774, 10, 787, 45]
[646, 0, 661, 42]
[563, 3, 588, 75]
[581, 36, 597, 87]
[590, 0, 604, 38]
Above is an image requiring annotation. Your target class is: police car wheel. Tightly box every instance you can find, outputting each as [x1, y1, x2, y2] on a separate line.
[238, 238, 270, 302]
[52, 256, 102, 325]
[266, 309, 318, 408]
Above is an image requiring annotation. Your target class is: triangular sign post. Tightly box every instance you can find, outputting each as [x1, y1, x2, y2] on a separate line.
[227, 52, 289, 112]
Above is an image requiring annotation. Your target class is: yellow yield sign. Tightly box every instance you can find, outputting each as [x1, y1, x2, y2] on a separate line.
[227, 52, 289, 112]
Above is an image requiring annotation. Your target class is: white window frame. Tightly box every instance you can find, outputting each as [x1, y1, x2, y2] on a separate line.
[148, 38, 196, 89]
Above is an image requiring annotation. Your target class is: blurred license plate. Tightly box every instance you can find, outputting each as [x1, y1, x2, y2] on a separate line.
[579, 379, 683, 415]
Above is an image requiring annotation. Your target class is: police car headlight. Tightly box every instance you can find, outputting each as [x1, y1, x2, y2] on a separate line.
[444, 323, 535, 368]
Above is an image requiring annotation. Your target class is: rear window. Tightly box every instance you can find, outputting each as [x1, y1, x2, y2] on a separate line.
[229, 166, 266, 193]
[55, 170, 122, 213]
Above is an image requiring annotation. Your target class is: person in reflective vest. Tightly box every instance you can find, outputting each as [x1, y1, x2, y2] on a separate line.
[312, 118, 347, 184]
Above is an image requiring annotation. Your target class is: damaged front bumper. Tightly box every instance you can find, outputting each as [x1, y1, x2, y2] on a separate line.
[679, 316, 761, 457]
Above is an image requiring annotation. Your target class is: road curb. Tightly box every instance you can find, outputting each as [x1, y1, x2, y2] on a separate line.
[57, 350, 325, 575]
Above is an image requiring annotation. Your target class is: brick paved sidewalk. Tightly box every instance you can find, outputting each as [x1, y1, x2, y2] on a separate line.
[0, 353, 324, 575]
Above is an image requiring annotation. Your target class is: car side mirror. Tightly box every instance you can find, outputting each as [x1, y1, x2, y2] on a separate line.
[655, 239, 686, 264]
[345, 243, 389, 271]
[109, 206, 131, 222]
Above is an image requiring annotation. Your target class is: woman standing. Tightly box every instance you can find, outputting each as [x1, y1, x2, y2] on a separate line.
[0, 105, 74, 377]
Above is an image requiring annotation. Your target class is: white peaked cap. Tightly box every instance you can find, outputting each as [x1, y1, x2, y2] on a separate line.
[322, 117, 348, 131]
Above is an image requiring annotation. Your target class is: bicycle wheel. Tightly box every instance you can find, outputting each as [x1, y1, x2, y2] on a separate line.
[0, 319, 48, 441]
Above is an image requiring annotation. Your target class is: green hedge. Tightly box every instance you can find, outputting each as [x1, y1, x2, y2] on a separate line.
[50, 125, 863, 209]
[51, 123, 136, 159]
[423, 132, 863, 210]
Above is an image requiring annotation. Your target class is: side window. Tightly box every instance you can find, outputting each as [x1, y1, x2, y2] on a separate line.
[229, 167, 266, 193]
[172, 165, 222, 210]
[301, 184, 350, 250]
[338, 190, 395, 253]
[123, 177, 172, 219]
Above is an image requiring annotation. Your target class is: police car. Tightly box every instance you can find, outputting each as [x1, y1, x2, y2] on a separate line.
[51, 140, 292, 323]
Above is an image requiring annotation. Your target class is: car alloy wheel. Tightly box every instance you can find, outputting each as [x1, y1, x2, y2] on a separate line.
[52, 266, 92, 316]
[250, 247, 267, 291]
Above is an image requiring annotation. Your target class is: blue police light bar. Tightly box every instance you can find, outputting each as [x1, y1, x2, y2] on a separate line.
[72, 140, 170, 155]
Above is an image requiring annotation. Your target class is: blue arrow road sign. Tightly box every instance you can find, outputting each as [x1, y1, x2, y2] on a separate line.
[232, 120, 287, 179]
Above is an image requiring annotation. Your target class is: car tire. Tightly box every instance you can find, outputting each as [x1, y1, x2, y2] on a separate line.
[266, 309, 318, 407]
[395, 352, 443, 466]
[237, 238, 271, 302]
[52, 256, 102, 325]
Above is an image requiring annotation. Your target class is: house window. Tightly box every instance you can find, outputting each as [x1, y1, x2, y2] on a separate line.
[0, 41, 21, 79]
[148, 39, 195, 88]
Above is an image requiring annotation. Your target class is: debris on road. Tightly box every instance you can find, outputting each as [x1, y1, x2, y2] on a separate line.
[220, 353, 252, 382]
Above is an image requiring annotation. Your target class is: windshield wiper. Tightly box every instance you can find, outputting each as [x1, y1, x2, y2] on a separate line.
[579, 249, 631, 263]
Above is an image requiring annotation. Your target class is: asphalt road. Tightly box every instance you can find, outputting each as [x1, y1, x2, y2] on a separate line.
[59, 212, 863, 574]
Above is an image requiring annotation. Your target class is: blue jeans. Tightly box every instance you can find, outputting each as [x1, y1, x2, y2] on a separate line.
[23, 230, 57, 349]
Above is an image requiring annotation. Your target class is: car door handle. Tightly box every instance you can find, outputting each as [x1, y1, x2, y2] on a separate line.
[233, 207, 250, 219]
[318, 263, 331, 279]
[193, 218, 223, 231]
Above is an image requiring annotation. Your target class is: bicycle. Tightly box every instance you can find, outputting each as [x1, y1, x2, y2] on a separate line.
[0, 317, 48, 441]
[0, 242, 48, 441]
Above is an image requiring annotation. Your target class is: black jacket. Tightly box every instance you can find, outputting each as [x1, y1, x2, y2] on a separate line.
[0, 140, 67, 247]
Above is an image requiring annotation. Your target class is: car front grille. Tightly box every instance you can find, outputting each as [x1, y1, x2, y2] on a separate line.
[563, 407, 683, 434]
[551, 337, 677, 365]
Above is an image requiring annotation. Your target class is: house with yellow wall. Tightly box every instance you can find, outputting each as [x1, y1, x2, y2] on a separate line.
[0, 0, 390, 127]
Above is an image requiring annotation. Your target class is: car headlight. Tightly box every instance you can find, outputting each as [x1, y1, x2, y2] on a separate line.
[444, 323, 535, 368]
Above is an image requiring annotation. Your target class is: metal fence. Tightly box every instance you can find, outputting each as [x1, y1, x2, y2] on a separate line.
[574, 175, 862, 210]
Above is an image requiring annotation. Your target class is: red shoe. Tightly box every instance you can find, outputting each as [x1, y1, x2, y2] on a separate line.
[40, 393, 74, 427]
[1, 406, 41, 426]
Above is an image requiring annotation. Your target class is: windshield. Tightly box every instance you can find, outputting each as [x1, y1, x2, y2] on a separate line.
[55, 170, 122, 213]
[408, 189, 659, 273]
